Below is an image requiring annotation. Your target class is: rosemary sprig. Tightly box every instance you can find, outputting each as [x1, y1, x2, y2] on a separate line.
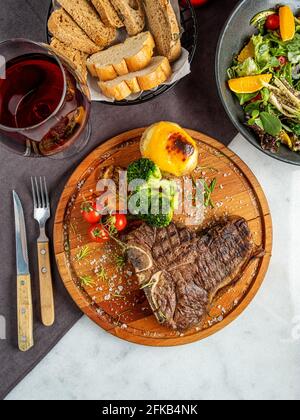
[79, 275, 94, 287]
[115, 254, 126, 269]
[191, 177, 217, 209]
[104, 216, 118, 236]
[75, 245, 91, 261]
[97, 267, 108, 282]
[70, 222, 77, 235]
[203, 178, 217, 209]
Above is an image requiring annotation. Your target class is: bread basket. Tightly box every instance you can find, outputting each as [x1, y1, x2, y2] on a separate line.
[46, 0, 198, 106]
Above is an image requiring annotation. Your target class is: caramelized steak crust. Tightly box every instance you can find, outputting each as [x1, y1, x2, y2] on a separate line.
[126, 217, 264, 331]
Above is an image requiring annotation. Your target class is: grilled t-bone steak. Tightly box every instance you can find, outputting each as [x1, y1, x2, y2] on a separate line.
[126, 217, 264, 331]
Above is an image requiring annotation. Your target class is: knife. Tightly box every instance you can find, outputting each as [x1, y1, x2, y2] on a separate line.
[13, 191, 34, 352]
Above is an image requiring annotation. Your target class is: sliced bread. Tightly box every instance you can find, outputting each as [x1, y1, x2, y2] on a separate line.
[99, 56, 172, 100]
[48, 9, 101, 54]
[143, 0, 182, 62]
[110, 0, 145, 36]
[91, 0, 124, 28]
[87, 31, 155, 81]
[50, 38, 88, 83]
[58, 0, 116, 48]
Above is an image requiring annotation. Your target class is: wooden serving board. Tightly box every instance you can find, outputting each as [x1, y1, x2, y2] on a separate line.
[54, 128, 272, 346]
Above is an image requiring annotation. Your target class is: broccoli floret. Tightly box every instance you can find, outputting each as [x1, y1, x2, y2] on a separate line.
[127, 158, 161, 185]
[141, 192, 174, 228]
[142, 210, 174, 228]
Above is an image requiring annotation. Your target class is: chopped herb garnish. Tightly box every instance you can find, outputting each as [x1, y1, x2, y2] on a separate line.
[203, 178, 217, 209]
[75, 245, 91, 261]
[115, 254, 126, 269]
[97, 267, 108, 282]
[192, 177, 217, 209]
[79, 275, 94, 287]
[70, 223, 77, 235]
[104, 216, 118, 236]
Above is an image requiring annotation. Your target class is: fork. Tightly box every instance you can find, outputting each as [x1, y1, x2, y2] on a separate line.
[31, 177, 55, 327]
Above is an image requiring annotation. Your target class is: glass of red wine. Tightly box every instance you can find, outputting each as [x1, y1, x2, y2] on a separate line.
[0, 39, 91, 158]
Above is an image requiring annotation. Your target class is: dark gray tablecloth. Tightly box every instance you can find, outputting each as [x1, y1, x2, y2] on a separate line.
[0, 0, 238, 399]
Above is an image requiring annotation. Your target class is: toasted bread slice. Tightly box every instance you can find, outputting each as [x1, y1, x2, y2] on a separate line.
[91, 0, 124, 28]
[48, 9, 101, 54]
[50, 38, 88, 84]
[143, 0, 182, 62]
[99, 56, 172, 100]
[110, 0, 145, 36]
[58, 0, 116, 48]
[87, 32, 155, 81]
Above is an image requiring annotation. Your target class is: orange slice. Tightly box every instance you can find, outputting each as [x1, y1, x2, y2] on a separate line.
[279, 6, 295, 42]
[280, 131, 293, 149]
[237, 40, 255, 63]
[228, 74, 273, 94]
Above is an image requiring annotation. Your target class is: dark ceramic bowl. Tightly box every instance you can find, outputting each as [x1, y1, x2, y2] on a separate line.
[216, 0, 300, 166]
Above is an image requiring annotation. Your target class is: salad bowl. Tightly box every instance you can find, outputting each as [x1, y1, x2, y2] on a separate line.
[216, 0, 300, 166]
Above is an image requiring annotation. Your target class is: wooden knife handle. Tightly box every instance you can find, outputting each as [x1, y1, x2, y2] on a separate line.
[17, 274, 34, 352]
[37, 242, 55, 327]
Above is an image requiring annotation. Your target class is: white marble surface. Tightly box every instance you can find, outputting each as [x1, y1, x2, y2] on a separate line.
[6, 134, 300, 400]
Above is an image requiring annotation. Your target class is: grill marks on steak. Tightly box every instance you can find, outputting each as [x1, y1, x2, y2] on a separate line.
[126, 217, 264, 331]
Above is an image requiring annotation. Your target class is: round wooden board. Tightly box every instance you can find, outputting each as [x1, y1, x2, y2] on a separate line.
[54, 128, 272, 346]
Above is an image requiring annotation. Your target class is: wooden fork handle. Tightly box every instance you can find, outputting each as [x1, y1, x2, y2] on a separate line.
[17, 274, 34, 352]
[37, 242, 55, 327]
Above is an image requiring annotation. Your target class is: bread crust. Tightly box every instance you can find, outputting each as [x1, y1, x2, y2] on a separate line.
[50, 37, 88, 83]
[95, 59, 129, 81]
[110, 0, 145, 36]
[58, 0, 116, 47]
[48, 9, 101, 54]
[143, 0, 182, 62]
[99, 79, 133, 101]
[87, 32, 155, 81]
[91, 0, 124, 28]
[98, 56, 172, 100]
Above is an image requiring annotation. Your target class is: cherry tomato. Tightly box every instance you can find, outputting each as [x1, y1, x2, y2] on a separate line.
[81, 200, 101, 224]
[250, 93, 262, 103]
[278, 56, 288, 66]
[107, 214, 128, 232]
[265, 14, 280, 31]
[88, 224, 110, 243]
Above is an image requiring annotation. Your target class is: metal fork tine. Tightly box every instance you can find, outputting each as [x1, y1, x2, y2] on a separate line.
[34, 177, 41, 208]
[40, 176, 45, 208]
[31, 177, 37, 208]
[43, 177, 49, 208]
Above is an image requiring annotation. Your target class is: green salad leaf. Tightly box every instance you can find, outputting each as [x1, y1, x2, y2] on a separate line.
[260, 112, 282, 136]
[235, 92, 258, 105]
[236, 57, 259, 77]
[286, 34, 300, 64]
[289, 122, 300, 136]
[252, 35, 271, 67]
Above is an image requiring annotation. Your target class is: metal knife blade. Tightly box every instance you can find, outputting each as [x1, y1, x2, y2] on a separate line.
[13, 191, 30, 276]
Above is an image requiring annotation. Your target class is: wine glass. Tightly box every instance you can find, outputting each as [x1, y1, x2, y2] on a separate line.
[0, 38, 91, 158]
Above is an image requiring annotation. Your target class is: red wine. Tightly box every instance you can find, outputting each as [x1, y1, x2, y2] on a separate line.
[0, 53, 64, 128]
